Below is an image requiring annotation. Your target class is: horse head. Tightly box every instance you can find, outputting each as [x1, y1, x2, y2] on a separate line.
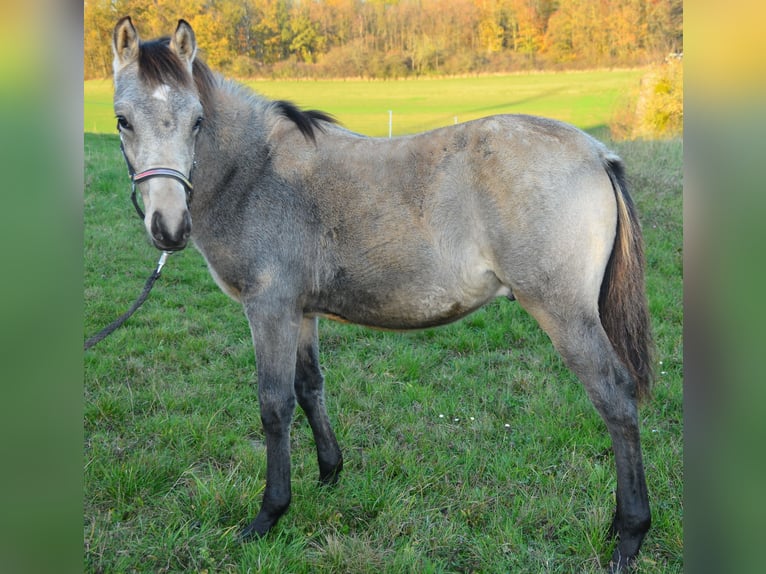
[112, 17, 202, 251]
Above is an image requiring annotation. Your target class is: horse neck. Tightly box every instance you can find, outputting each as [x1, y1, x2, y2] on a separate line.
[193, 83, 271, 206]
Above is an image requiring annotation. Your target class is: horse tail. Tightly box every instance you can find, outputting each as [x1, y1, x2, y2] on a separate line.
[599, 155, 654, 402]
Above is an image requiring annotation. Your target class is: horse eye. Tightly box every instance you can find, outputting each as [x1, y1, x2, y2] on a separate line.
[116, 116, 132, 131]
[193, 116, 204, 131]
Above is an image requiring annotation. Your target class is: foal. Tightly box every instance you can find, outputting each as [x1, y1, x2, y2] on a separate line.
[110, 16, 653, 571]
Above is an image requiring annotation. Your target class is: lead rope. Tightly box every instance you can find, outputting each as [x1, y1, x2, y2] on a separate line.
[84, 251, 171, 351]
[84, 136, 196, 351]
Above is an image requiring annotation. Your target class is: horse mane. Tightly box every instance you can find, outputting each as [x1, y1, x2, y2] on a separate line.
[136, 37, 335, 143]
[273, 100, 336, 143]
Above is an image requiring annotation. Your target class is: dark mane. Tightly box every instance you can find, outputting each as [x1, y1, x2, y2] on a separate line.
[137, 37, 217, 117]
[273, 100, 336, 143]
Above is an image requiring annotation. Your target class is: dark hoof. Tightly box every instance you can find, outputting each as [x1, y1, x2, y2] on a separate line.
[237, 517, 270, 543]
[319, 459, 343, 486]
[607, 550, 633, 573]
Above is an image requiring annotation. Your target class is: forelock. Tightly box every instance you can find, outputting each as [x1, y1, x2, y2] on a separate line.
[137, 37, 192, 90]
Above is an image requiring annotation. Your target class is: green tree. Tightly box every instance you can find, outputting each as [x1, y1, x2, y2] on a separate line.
[288, 11, 326, 63]
[251, 0, 292, 64]
[188, 7, 232, 70]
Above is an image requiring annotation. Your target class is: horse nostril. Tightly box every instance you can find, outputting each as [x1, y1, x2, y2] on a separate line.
[151, 211, 165, 242]
[182, 211, 192, 240]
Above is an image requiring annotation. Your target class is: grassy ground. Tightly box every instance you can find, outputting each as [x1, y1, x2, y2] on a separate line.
[85, 69, 644, 137]
[83, 96, 681, 571]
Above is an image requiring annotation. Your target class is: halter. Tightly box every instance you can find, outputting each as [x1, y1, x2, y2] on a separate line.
[120, 138, 195, 220]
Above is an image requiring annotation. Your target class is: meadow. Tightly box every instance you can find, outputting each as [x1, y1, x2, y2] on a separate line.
[85, 69, 643, 137]
[84, 72, 682, 572]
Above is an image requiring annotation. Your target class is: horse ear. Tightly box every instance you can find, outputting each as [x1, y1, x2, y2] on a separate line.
[170, 19, 197, 74]
[112, 16, 139, 74]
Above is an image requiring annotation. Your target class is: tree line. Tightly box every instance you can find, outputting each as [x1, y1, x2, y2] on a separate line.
[85, 0, 682, 80]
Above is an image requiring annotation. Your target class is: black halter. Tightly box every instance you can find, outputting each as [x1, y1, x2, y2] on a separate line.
[119, 138, 195, 220]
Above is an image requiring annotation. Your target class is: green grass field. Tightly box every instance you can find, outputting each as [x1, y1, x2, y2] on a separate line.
[84, 73, 681, 573]
[85, 69, 643, 137]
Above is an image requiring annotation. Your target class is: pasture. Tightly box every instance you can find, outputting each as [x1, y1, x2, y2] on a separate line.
[85, 69, 643, 137]
[84, 73, 681, 573]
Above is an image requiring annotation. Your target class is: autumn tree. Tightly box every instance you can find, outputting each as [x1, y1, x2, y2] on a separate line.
[84, 0, 683, 79]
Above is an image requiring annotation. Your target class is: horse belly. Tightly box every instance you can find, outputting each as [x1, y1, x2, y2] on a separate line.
[391, 281, 511, 329]
[318, 265, 510, 330]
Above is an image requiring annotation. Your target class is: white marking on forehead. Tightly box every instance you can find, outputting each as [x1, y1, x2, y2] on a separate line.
[152, 84, 171, 101]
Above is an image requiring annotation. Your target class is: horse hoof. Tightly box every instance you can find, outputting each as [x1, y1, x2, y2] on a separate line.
[319, 459, 343, 486]
[607, 554, 630, 573]
[237, 518, 269, 543]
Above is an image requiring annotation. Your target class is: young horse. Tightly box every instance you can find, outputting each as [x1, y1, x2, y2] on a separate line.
[111, 17, 653, 571]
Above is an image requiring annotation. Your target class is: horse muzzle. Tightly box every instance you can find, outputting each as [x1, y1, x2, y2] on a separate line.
[129, 166, 194, 251]
[150, 209, 191, 251]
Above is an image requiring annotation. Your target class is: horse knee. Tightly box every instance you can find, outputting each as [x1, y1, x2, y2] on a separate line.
[259, 390, 296, 433]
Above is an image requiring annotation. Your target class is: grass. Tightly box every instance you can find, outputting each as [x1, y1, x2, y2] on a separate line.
[85, 69, 644, 137]
[84, 78, 681, 572]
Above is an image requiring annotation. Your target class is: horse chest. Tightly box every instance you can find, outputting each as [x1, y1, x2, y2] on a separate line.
[193, 239, 249, 303]
[206, 260, 243, 302]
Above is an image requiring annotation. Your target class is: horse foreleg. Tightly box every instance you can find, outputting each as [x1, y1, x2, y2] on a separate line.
[294, 317, 343, 484]
[239, 307, 300, 540]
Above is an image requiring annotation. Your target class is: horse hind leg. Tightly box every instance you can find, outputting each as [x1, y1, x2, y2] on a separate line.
[294, 317, 343, 485]
[517, 298, 650, 572]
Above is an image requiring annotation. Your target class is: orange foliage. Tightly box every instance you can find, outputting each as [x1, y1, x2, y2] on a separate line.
[84, 0, 682, 79]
